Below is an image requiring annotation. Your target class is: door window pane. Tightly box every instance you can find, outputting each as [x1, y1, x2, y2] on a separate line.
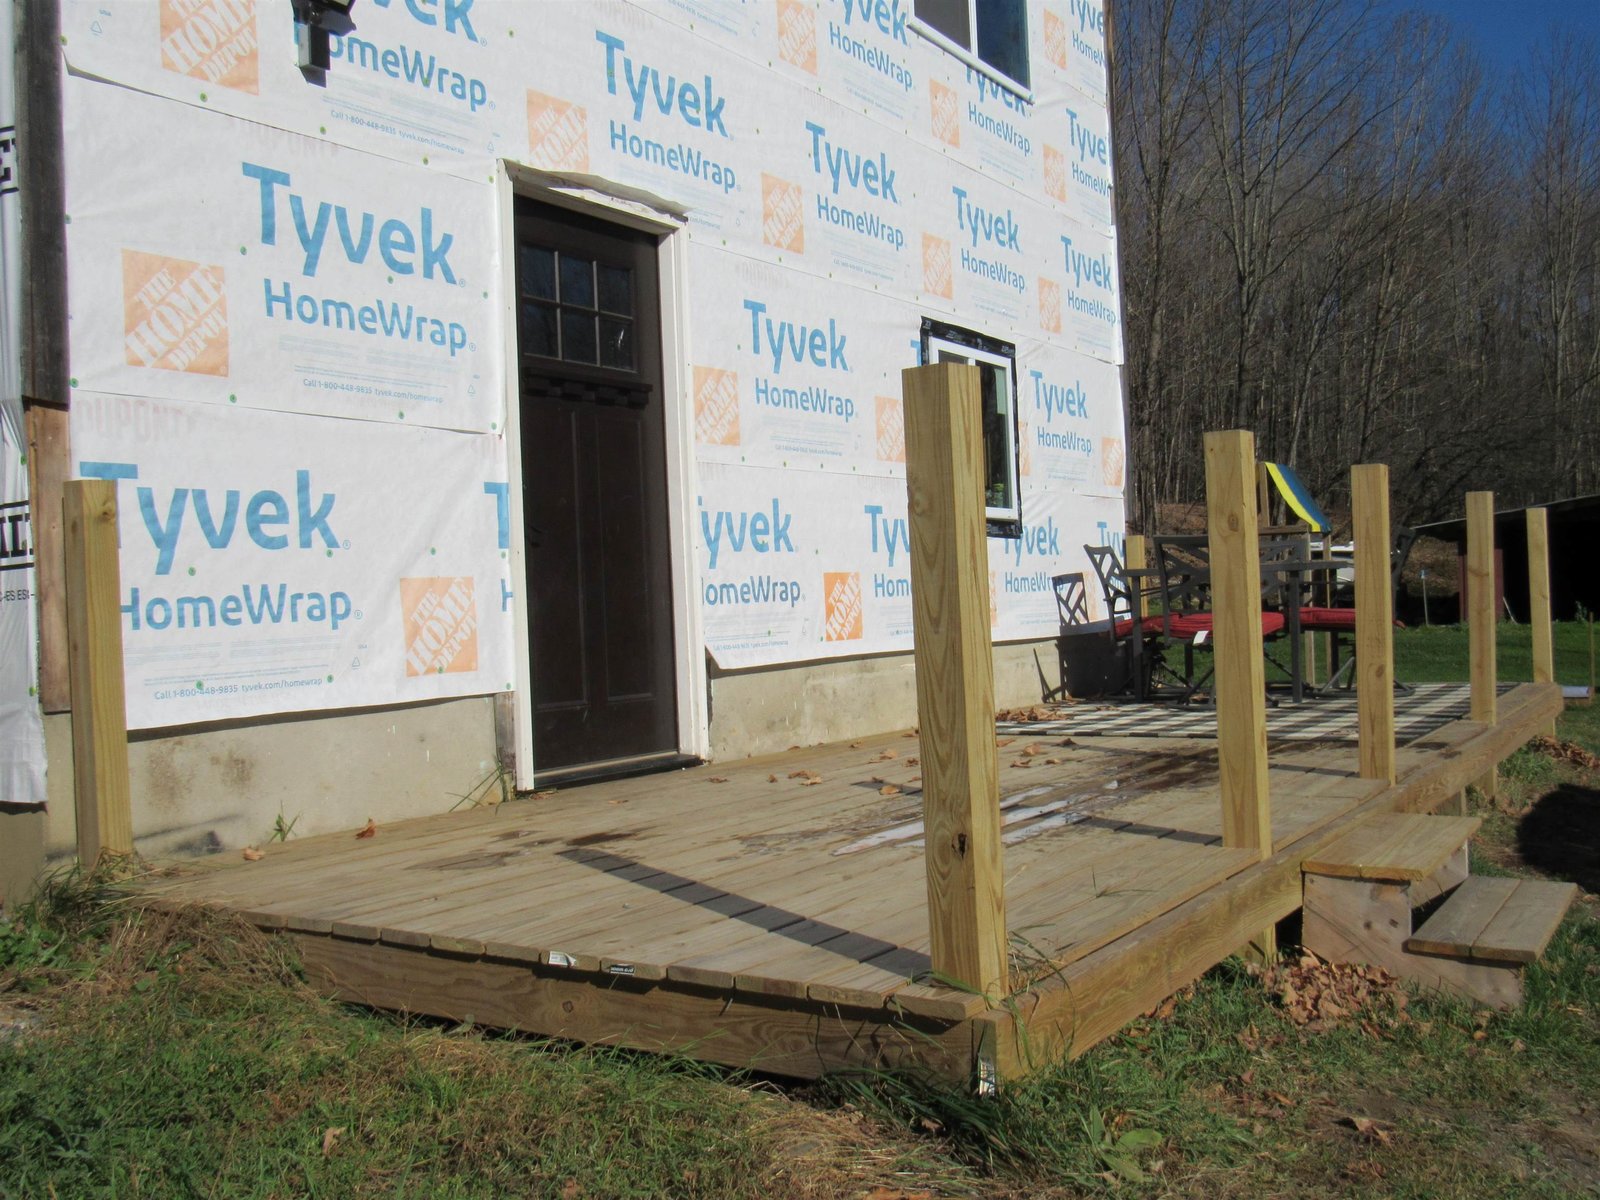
[597, 264, 633, 316]
[521, 302, 558, 358]
[520, 245, 556, 300]
[559, 255, 595, 308]
[562, 310, 598, 364]
[599, 318, 634, 370]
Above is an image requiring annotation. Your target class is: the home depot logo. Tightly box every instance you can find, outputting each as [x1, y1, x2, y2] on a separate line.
[1044, 145, 1068, 203]
[930, 81, 960, 146]
[761, 174, 806, 253]
[401, 576, 478, 677]
[823, 571, 862, 641]
[1043, 9, 1068, 69]
[1039, 277, 1062, 334]
[1102, 437, 1125, 487]
[922, 234, 952, 299]
[1018, 419, 1032, 475]
[527, 90, 589, 172]
[122, 250, 229, 376]
[988, 569, 998, 626]
[777, 0, 818, 72]
[161, 0, 259, 94]
[875, 395, 904, 462]
[694, 366, 741, 445]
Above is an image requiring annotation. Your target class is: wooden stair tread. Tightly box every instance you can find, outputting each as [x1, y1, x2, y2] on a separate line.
[1301, 813, 1481, 881]
[1407, 877, 1579, 964]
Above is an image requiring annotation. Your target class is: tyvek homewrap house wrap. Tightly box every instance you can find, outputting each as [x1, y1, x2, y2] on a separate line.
[3, 0, 1126, 863]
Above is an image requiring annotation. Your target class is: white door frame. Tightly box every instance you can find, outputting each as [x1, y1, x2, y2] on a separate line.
[493, 163, 708, 789]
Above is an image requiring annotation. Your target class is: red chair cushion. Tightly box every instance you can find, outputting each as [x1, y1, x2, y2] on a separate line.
[1111, 617, 1162, 639]
[1165, 612, 1285, 639]
[1298, 605, 1357, 632]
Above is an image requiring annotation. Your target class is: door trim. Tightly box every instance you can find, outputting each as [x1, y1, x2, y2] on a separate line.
[494, 164, 707, 789]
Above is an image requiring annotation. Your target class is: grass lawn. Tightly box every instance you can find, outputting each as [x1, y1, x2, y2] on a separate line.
[2, 629, 1596, 1198]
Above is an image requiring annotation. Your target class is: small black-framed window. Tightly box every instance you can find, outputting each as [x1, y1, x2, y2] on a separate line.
[920, 319, 1021, 534]
[913, 0, 1031, 95]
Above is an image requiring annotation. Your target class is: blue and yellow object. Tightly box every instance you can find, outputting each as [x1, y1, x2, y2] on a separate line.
[1263, 462, 1331, 532]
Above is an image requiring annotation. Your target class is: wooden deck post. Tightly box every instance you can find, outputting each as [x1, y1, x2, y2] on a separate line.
[1125, 534, 1149, 617]
[63, 479, 133, 866]
[1467, 491, 1497, 801]
[1205, 432, 1271, 858]
[1352, 464, 1395, 786]
[1527, 508, 1555, 739]
[901, 363, 1008, 999]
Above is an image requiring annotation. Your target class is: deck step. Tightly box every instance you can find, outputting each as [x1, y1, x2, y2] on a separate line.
[1407, 876, 1579, 965]
[1301, 813, 1482, 882]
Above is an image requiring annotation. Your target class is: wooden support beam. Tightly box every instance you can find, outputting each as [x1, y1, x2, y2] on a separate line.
[1124, 534, 1149, 617]
[1466, 491, 1497, 800]
[63, 480, 132, 865]
[1256, 462, 1271, 528]
[1353, 464, 1395, 785]
[1526, 508, 1555, 739]
[1204, 431, 1271, 859]
[901, 363, 1008, 1000]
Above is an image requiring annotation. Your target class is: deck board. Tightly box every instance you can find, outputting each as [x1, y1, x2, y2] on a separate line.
[138, 681, 1560, 1083]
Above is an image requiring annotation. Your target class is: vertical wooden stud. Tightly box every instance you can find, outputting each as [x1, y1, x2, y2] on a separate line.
[1352, 464, 1395, 785]
[1205, 431, 1271, 858]
[902, 364, 1008, 999]
[1125, 534, 1149, 617]
[63, 480, 132, 865]
[1256, 462, 1272, 529]
[1466, 491, 1497, 800]
[1527, 508, 1555, 739]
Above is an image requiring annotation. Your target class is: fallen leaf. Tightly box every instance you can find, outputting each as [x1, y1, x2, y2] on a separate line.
[708, 776, 729, 784]
[321, 1126, 346, 1158]
[1341, 1116, 1394, 1145]
[1020, 743, 1046, 757]
[879, 784, 902, 796]
[355, 819, 377, 839]
[787, 769, 817, 780]
[801, 777, 822, 787]
[561, 1180, 582, 1200]
[1044, 757, 1063, 765]
[767, 774, 778, 783]
[242, 847, 264, 862]
[874, 749, 899, 761]
[1010, 759, 1032, 769]
[905, 756, 919, 766]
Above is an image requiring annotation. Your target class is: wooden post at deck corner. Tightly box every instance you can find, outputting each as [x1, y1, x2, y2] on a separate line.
[1205, 432, 1274, 960]
[901, 363, 1008, 1000]
[1467, 491, 1498, 801]
[1352, 465, 1395, 786]
[1527, 508, 1556, 740]
[63, 479, 133, 866]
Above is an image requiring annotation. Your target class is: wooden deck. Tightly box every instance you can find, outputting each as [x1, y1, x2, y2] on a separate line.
[144, 681, 1562, 1085]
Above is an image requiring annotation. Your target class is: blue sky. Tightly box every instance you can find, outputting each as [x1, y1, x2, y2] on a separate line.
[1397, 0, 1600, 74]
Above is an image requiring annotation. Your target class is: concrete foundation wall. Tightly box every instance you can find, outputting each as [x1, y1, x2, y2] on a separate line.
[707, 639, 1056, 760]
[0, 697, 501, 904]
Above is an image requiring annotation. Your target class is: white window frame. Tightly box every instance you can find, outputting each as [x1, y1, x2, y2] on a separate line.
[910, 1, 1034, 103]
[925, 328, 1021, 529]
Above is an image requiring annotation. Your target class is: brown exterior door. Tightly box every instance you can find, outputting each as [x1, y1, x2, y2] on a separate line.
[514, 200, 678, 777]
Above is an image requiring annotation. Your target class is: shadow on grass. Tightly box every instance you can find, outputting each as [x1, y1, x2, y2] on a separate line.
[1516, 782, 1600, 893]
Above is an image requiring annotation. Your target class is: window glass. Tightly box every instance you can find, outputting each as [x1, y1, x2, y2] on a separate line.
[914, 0, 970, 48]
[914, 0, 1030, 91]
[926, 326, 1020, 527]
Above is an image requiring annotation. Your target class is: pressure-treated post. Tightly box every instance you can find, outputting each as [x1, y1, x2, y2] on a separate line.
[902, 363, 1008, 999]
[1527, 508, 1555, 739]
[1125, 534, 1149, 617]
[63, 479, 133, 866]
[1352, 465, 1395, 785]
[1205, 432, 1272, 856]
[1467, 491, 1497, 801]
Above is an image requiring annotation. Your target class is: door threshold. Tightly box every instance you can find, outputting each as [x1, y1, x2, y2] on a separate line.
[529, 751, 702, 791]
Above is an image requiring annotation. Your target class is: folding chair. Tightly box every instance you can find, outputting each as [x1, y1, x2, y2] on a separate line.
[1082, 545, 1166, 700]
[1152, 535, 1290, 698]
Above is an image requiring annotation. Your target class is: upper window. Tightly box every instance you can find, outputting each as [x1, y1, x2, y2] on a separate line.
[913, 0, 1031, 94]
[921, 321, 1021, 532]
